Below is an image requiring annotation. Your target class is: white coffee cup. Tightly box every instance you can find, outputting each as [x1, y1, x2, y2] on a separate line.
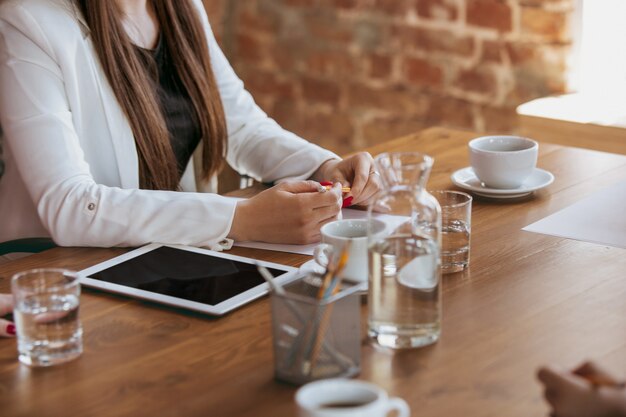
[468, 135, 538, 189]
[296, 379, 410, 417]
[315, 219, 386, 284]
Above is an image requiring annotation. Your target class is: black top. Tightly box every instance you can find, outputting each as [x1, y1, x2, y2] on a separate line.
[136, 36, 202, 177]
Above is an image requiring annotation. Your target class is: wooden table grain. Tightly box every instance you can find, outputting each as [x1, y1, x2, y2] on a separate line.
[0, 127, 624, 417]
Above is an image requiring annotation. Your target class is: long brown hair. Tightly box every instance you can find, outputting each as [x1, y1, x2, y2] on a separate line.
[76, 0, 227, 190]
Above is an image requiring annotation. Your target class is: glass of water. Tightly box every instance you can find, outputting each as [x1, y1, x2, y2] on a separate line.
[431, 191, 472, 274]
[11, 269, 83, 367]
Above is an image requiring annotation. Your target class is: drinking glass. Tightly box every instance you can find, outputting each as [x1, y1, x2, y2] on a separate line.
[12, 269, 83, 366]
[367, 152, 442, 349]
[431, 190, 472, 274]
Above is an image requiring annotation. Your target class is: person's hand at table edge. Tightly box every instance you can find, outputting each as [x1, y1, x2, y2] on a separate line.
[537, 361, 626, 417]
[228, 181, 343, 244]
[0, 294, 15, 338]
[311, 153, 382, 207]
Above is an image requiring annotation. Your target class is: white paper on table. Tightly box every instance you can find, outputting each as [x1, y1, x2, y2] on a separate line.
[523, 180, 626, 249]
[234, 208, 408, 255]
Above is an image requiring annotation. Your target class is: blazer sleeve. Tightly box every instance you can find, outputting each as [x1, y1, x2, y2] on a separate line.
[0, 4, 238, 248]
[191, 0, 341, 183]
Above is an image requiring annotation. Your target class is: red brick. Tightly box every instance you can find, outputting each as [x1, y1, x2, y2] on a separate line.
[368, 53, 392, 79]
[301, 77, 341, 105]
[347, 84, 428, 115]
[467, 0, 513, 32]
[520, 0, 573, 6]
[253, 95, 274, 114]
[203, 0, 224, 25]
[300, 111, 355, 154]
[482, 40, 503, 63]
[330, 0, 358, 9]
[481, 105, 518, 133]
[306, 16, 353, 44]
[202, 0, 225, 41]
[403, 57, 443, 89]
[271, 99, 302, 133]
[505, 66, 566, 105]
[270, 46, 302, 73]
[234, 32, 263, 62]
[220, 0, 571, 154]
[416, 0, 458, 21]
[284, 0, 317, 6]
[306, 49, 356, 78]
[393, 26, 475, 57]
[363, 116, 426, 147]
[240, 70, 295, 99]
[521, 7, 570, 43]
[505, 41, 537, 65]
[374, 0, 410, 16]
[426, 95, 475, 129]
[236, 9, 278, 34]
[454, 66, 497, 95]
[503, 43, 568, 105]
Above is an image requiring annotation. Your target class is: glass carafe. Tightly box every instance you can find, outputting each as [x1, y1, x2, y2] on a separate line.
[367, 152, 442, 349]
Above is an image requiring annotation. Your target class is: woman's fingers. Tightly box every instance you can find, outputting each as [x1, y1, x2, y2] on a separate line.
[573, 361, 621, 386]
[352, 170, 382, 206]
[0, 319, 15, 338]
[0, 293, 14, 316]
[278, 180, 342, 210]
[0, 294, 15, 337]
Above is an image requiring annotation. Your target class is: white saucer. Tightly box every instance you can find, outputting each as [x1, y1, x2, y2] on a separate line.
[450, 167, 554, 199]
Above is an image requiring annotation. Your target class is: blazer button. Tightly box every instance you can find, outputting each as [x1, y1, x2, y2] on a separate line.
[87, 203, 96, 211]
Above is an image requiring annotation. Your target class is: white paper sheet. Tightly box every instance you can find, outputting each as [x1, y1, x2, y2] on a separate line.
[523, 180, 626, 249]
[235, 208, 408, 255]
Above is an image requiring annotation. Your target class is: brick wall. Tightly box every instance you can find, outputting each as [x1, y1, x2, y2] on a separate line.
[207, 0, 573, 155]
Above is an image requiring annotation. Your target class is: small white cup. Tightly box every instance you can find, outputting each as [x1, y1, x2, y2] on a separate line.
[296, 379, 410, 417]
[315, 219, 386, 284]
[468, 135, 538, 189]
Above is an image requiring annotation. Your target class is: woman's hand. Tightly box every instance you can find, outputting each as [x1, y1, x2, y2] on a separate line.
[229, 181, 343, 244]
[537, 362, 626, 417]
[312, 153, 382, 207]
[0, 294, 15, 337]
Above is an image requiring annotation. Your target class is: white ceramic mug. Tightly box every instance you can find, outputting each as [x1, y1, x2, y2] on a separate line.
[296, 379, 410, 417]
[314, 219, 386, 285]
[468, 135, 538, 189]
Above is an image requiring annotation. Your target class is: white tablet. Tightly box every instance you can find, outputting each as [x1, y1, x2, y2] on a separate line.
[78, 243, 300, 315]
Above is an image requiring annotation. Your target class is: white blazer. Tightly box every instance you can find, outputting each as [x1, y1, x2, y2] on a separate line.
[0, 0, 338, 248]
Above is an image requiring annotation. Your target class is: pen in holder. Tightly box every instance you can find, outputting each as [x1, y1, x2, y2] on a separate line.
[270, 275, 362, 385]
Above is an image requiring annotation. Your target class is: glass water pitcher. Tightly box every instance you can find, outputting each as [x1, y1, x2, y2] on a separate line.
[367, 152, 442, 349]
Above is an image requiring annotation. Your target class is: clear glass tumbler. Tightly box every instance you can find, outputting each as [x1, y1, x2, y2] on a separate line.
[12, 269, 83, 366]
[367, 152, 442, 349]
[431, 190, 472, 274]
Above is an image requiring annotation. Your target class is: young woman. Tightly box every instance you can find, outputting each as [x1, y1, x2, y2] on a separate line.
[0, 0, 381, 250]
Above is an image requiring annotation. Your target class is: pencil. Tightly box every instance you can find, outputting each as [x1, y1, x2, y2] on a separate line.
[305, 244, 351, 375]
[574, 365, 626, 389]
[323, 185, 351, 193]
[583, 374, 626, 389]
[319, 181, 351, 193]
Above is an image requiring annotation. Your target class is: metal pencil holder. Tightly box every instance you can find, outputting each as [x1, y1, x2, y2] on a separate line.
[270, 274, 362, 385]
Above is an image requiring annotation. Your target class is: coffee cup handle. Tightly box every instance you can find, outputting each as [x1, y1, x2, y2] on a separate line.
[385, 397, 410, 417]
[313, 243, 333, 269]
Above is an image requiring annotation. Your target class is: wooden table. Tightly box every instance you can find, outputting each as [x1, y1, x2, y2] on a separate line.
[1, 127, 624, 417]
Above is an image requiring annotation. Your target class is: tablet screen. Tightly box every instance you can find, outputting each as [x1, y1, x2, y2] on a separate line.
[90, 246, 287, 306]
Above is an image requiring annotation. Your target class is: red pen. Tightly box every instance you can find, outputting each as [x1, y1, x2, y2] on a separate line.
[319, 181, 353, 207]
[319, 181, 351, 193]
